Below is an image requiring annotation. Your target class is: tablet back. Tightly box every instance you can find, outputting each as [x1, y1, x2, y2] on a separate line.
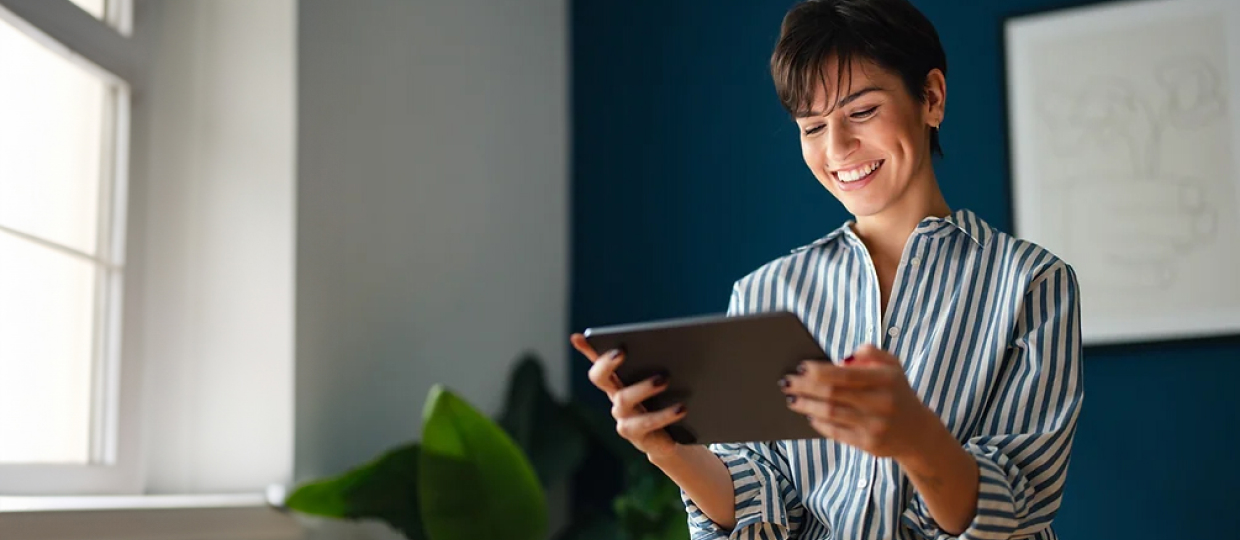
[584, 311, 828, 445]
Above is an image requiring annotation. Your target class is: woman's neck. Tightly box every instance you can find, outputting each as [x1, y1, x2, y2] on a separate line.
[852, 175, 951, 264]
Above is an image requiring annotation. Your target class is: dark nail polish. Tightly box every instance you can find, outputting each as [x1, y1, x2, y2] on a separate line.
[842, 355, 855, 365]
[674, 404, 687, 414]
[652, 374, 668, 387]
[786, 395, 797, 404]
[796, 363, 807, 374]
[777, 377, 790, 388]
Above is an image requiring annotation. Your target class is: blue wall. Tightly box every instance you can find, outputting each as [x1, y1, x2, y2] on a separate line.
[570, 0, 1240, 536]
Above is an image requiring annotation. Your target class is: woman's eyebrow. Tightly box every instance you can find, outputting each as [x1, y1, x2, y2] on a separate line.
[837, 86, 883, 108]
[797, 86, 884, 118]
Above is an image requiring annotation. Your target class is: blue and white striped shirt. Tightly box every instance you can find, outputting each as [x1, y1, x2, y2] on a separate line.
[683, 209, 1083, 540]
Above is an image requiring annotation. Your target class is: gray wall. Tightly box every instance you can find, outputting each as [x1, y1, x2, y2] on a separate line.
[295, 0, 568, 511]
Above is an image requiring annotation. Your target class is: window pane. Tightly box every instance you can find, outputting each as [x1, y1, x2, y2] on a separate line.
[68, 0, 107, 20]
[0, 17, 106, 256]
[0, 233, 95, 464]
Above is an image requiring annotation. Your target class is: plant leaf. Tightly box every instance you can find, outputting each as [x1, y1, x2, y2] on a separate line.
[284, 443, 427, 540]
[284, 477, 352, 517]
[499, 354, 588, 487]
[343, 444, 427, 539]
[419, 385, 547, 540]
[613, 462, 689, 540]
[552, 508, 623, 540]
[498, 354, 542, 450]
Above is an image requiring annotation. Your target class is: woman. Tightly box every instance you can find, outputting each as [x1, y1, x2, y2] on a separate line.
[570, 0, 1083, 538]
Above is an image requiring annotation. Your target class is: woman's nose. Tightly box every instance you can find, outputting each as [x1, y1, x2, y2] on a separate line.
[825, 123, 858, 163]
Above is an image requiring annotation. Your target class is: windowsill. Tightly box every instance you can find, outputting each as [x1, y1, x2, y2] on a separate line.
[0, 492, 301, 540]
[0, 492, 269, 512]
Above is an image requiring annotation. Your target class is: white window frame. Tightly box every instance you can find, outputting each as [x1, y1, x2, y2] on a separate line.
[0, 0, 136, 496]
[0, 2, 299, 537]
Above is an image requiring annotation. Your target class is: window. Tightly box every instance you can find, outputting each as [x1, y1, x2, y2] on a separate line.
[67, 0, 131, 35]
[0, 4, 129, 469]
[67, 0, 105, 19]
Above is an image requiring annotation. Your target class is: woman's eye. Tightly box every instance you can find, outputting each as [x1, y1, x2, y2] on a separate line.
[803, 124, 825, 135]
[850, 106, 878, 119]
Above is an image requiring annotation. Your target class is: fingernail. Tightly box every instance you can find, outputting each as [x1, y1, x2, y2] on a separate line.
[674, 404, 687, 414]
[843, 355, 855, 365]
[786, 395, 797, 404]
[796, 363, 807, 374]
[652, 373, 667, 387]
[608, 349, 623, 360]
[777, 377, 790, 388]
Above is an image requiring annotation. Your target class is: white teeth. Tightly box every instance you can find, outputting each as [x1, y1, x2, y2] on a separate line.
[836, 161, 881, 183]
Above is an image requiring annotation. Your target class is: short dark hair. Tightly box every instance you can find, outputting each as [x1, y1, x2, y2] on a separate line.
[771, 0, 947, 156]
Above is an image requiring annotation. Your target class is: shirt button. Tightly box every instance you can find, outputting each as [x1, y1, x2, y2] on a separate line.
[857, 478, 868, 489]
[888, 326, 900, 337]
[910, 257, 921, 267]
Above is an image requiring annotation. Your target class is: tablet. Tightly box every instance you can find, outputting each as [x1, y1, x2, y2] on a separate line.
[583, 311, 829, 445]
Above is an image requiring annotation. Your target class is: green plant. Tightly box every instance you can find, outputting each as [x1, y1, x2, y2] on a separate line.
[284, 354, 689, 540]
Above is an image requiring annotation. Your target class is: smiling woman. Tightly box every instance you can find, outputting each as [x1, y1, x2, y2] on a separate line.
[570, 1, 1084, 539]
[780, 42, 945, 224]
[792, 56, 944, 217]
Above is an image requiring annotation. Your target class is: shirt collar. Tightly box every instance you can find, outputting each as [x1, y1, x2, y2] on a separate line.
[789, 223, 851, 254]
[789, 208, 991, 255]
[919, 208, 992, 247]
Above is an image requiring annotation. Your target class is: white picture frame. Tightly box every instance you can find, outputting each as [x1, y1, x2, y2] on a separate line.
[1006, 0, 1240, 345]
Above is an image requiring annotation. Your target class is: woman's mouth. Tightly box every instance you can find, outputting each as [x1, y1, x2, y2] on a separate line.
[831, 160, 884, 191]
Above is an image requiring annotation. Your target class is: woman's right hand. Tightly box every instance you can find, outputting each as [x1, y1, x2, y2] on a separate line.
[570, 333, 687, 460]
[571, 335, 739, 530]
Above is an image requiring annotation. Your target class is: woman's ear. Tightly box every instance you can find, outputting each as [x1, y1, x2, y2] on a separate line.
[923, 68, 946, 128]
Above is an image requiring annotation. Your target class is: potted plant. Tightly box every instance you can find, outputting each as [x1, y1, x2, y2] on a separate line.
[282, 354, 689, 540]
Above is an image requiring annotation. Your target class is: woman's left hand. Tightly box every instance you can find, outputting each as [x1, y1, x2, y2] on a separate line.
[780, 343, 939, 460]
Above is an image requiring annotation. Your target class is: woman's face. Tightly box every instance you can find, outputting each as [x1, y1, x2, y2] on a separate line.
[796, 57, 945, 218]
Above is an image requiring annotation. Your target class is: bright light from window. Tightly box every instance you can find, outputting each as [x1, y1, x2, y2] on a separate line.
[68, 0, 107, 21]
[0, 234, 95, 463]
[0, 17, 104, 255]
[0, 14, 115, 464]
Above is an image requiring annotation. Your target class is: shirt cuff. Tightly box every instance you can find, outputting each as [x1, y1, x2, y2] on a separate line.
[901, 445, 1024, 540]
[682, 450, 794, 539]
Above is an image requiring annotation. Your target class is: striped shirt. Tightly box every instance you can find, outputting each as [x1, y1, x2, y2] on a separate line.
[682, 209, 1083, 540]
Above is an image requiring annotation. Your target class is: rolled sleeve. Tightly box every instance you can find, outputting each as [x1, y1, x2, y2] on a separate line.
[682, 442, 804, 540]
[903, 262, 1084, 540]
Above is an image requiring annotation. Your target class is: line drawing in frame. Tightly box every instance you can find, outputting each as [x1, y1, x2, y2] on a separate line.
[1005, 0, 1240, 345]
[1037, 56, 1223, 291]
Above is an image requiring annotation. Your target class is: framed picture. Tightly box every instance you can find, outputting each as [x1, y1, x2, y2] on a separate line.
[1005, 0, 1240, 345]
